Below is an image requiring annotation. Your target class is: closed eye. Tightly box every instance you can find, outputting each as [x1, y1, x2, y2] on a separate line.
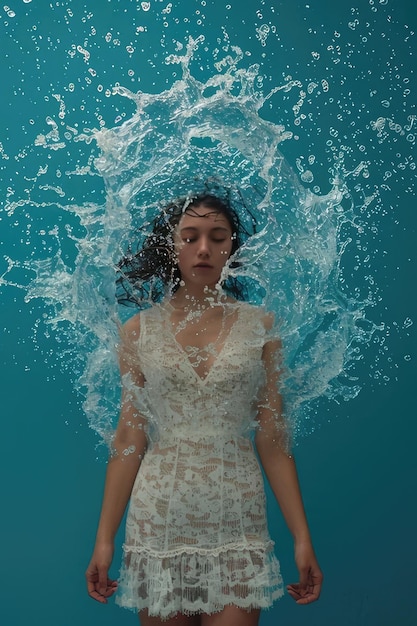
[182, 237, 228, 243]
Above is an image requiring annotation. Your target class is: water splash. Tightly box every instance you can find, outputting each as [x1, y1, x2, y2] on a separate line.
[2, 36, 386, 446]
[2, 0, 414, 449]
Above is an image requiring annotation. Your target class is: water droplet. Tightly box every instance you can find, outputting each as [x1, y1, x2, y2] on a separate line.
[301, 170, 314, 183]
[256, 24, 270, 47]
[4, 5, 15, 17]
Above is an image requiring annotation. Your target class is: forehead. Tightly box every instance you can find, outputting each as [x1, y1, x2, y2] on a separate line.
[178, 205, 232, 230]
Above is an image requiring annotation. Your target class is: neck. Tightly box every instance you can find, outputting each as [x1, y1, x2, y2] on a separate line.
[170, 283, 225, 309]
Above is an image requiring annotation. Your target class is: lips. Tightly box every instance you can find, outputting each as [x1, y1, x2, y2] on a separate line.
[194, 263, 213, 268]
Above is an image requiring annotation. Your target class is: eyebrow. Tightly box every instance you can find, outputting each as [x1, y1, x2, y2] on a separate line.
[179, 226, 230, 233]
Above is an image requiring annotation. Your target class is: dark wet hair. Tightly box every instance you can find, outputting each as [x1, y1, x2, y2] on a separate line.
[116, 193, 256, 307]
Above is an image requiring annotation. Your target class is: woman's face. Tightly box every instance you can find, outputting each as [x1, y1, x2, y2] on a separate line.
[174, 204, 234, 289]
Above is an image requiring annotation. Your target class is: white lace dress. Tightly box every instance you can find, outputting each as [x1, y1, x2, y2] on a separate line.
[115, 302, 284, 618]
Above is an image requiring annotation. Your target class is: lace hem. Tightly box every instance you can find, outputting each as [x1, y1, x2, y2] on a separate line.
[122, 539, 275, 559]
[116, 542, 284, 618]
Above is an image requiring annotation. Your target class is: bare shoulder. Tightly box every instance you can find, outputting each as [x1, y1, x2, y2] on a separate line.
[120, 312, 141, 342]
[245, 303, 275, 332]
[258, 309, 282, 356]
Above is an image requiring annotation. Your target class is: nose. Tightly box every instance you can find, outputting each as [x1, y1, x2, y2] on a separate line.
[197, 235, 211, 257]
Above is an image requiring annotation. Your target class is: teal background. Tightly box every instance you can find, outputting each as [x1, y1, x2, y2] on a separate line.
[1, 1, 416, 625]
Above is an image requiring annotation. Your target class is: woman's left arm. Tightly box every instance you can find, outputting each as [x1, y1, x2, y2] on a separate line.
[255, 336, 323, 604]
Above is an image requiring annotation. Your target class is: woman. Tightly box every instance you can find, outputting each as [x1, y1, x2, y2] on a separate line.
[86, 193, 323, 625]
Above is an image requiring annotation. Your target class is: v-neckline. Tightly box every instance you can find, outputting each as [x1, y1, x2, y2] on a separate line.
[163, 302, 241, 384]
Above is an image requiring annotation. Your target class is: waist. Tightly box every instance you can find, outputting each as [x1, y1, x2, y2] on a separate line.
[148, 418, 254, 442]
[148, 432, 253, 449]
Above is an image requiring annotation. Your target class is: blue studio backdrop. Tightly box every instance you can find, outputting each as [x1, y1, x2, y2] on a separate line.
[1, 1, 416, 625]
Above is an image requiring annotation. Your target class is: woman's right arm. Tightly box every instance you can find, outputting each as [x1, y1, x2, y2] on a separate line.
[86, 314, 148, 603]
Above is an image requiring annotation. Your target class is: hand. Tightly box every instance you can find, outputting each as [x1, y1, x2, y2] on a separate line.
[86, 542, 118, 604]
[287, 541, 323, 605]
